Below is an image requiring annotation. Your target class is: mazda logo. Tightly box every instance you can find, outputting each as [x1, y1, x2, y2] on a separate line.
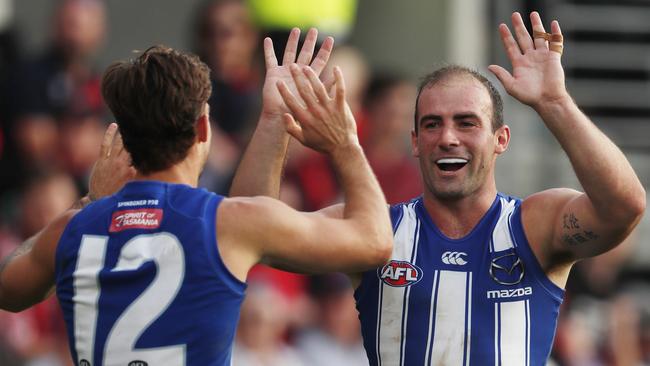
[489, 252, 524, 285]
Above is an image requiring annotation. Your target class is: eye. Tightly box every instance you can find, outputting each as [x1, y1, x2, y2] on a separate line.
[423, 120, 439, 129]
[459, 120, 476, 128]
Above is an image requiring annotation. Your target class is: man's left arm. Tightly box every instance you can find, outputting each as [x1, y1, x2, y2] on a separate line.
[490, 12, 645, 265]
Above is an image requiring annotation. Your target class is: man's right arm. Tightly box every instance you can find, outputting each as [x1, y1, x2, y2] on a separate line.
[230, 28, 333, 198]
[218, 65, 392, 278]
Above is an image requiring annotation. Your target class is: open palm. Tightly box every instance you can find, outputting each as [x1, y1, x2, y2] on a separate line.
[489, 12, 567, 109]
[261, 28, 334, 119]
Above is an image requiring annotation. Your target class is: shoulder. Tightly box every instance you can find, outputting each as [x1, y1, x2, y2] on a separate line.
[30, 209, 80, 270]
[217, 196, 288, 237]
[44, 209, 80, 241]
[219, 196, 281, 217]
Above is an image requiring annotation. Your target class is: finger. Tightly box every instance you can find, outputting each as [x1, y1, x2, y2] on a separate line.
[498, 23, 522, 63]
[333, 66, 346, 107]
[325, 69, 336, 99]
[511, 12, 534, 53]
[282, 113, 305, 144]
[549, 20, 564, 57]
[263, 37, 278, 69]
[303, 66, 330, 103]
[282, 28, 301, 65]
[99, 123, 118, 158]
[277, 80, 308, 120]
[310, 36, 334, 76]
[488, 64, 515, 91]
[530, 12, 548, 50]
[297, 28, 318, 65]
[290, 64, 319, 110]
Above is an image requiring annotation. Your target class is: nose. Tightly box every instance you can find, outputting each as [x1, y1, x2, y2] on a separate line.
[438, 124, 460, 150]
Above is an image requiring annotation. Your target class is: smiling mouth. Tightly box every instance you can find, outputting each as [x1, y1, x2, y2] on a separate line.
[436, 158, 469, 172]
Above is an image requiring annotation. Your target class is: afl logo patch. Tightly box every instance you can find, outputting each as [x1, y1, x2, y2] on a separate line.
[378, 260, 422, 287]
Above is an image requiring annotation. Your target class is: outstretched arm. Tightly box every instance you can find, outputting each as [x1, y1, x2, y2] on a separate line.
[219, 65, 392, 276]
[230, 28, 334, 197]
[489, 12, 645, 267]
[0, 124, 135, 311]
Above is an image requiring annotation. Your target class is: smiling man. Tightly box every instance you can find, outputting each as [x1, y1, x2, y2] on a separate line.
[231, 11, 646, 365]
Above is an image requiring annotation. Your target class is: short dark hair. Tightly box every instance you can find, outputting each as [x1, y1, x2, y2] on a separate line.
[363, 72, 409, 109]
[101, 45, 212, 174]
[414, 65, 503, 134]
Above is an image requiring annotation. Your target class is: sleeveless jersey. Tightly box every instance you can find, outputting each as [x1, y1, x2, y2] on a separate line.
[355, 193, 564, 366]
[55, 181, 246, 366]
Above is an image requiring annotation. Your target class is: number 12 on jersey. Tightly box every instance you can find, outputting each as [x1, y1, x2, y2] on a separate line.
[73, 233, 186, 366]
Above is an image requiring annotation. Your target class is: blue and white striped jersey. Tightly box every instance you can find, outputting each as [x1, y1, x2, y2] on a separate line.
[55, 181, 246, 366]
[355, 193, 564, 366]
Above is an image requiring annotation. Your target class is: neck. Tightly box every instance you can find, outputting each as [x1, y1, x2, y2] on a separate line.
[134, 155, 201, 188]
[422, 181, 497, 239]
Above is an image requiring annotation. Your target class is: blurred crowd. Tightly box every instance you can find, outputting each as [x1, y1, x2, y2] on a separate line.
[0, 1, 648, 365]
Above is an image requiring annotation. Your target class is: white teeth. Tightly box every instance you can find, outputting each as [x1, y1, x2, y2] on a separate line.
[436, 158, 468, 164]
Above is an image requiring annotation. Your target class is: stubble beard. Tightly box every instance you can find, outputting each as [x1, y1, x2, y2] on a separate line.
[424, 160, 488, 202]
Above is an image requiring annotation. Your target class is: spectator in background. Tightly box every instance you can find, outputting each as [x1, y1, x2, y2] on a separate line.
[0, 0, 18, 161]
[195, 0, 262, 145]
[296, 274, 368, 366]
[0, 170, 78, 366]
[362, 73, 421, 204]
[194, 0, 262, 193]
[233, 283, 304, 366]
[553, 233, 649, 365]
[0, 0, 107, 195]
[58, 112, 104, 189]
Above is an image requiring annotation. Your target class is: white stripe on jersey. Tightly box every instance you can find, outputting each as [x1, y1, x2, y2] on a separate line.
[494, 303, 499, 366]
[377, 203, 419, 366]
[429, 270, 470, 366]
[73, 235, 109, 364]
[492, 198, 517, 252]
[400, 216, 421, 366]
[424, 270, 439, 365]
[497, 300, 530, 366]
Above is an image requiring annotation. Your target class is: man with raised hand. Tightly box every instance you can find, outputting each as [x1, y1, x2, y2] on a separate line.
[231, 12, 645, 365]
[0, 29, 392, 366]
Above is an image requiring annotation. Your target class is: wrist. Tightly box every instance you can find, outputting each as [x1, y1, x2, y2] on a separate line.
[327, 136, 362, 161]
[532, 92, 574, 116]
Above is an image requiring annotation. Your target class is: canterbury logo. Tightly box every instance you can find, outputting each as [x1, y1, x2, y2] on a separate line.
[441, 251, 468, 265]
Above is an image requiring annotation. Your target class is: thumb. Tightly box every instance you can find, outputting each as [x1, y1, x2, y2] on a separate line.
[488, 64, 514, 92]
[283, 113, 305, 144]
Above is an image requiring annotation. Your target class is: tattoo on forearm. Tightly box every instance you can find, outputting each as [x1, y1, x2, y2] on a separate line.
[0, 237, 37, 276]
[561, 212, 600, 246]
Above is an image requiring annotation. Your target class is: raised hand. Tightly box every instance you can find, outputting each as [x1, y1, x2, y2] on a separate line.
[488, 12, 568, 109]
[261, 28, 334, 120]
[88, 123, 136, 200]
[276, 64, 358, 154]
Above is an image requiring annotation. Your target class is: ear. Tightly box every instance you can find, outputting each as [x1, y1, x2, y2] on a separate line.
[494, 124, 510, 155]
[411, 129, 419, 157]
[195, 105, 210, 143]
